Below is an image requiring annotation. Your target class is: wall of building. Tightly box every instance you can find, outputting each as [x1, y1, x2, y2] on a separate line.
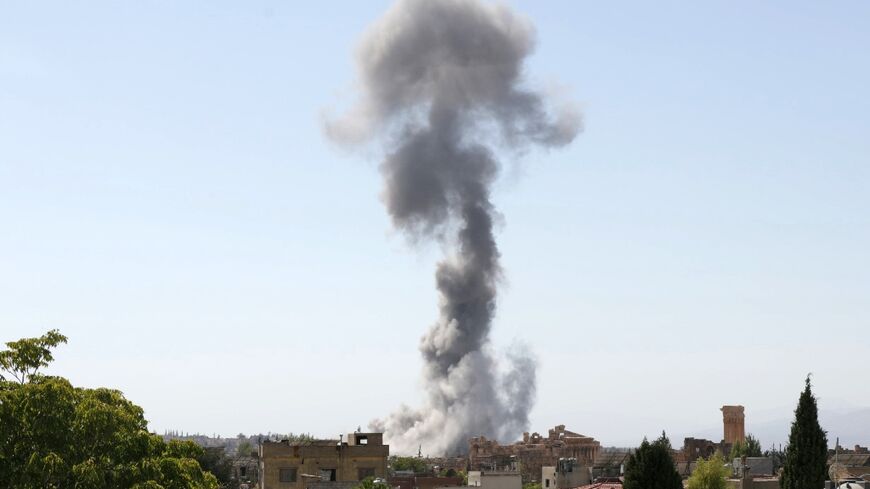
[541, 465, 591, 489]
[259, 434, 388, 489]
[468, 472, 522, 489]
[389, 475, 465, 489]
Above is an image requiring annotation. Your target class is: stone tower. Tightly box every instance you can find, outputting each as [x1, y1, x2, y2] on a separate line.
[721, 405, 745, 444]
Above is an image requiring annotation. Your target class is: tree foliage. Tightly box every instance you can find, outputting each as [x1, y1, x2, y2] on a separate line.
[196, 447, 234, 488]
[780, 376, 828, 489]
[763, 446, 786, 473]
[730, 434, 763, 460]
[390, 456, 428, 474]
[0, 329, 67, 383]
[357, 477, 390, 489]
[624, 432, 682, 489]
[0, 330, 218, 489]
[687, 452, 730, 489]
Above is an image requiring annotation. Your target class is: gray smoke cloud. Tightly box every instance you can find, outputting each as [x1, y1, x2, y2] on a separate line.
[326, 0, 580, 455]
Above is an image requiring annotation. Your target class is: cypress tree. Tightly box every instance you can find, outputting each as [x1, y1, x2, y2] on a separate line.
[624, 432, 683, 489]
[781, 375, 828, 489]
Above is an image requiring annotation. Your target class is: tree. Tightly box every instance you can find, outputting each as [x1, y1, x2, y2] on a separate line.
[624, 432, 683, 489]
[0, 329, 67, 383]
[0, 330, 218, 489]
[196, 447, 234, 488]
[357, 477, 390, 489]
[764, 445, 786, 473]
[687, 452, 730, 489]
[781, 376, 828, 489]
[237, 440, 253, 458]
[390, 456, 428, 474]
[745, 435, 763, 457]
[730, 434, 763, 460]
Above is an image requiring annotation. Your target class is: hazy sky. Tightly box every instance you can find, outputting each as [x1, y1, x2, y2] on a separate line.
[2, 1, 868, 450]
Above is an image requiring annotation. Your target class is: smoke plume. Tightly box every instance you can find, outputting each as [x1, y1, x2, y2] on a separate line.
[326, 0, 580, 455]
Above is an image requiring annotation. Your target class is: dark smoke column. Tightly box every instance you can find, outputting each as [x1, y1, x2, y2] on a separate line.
[326, 0, 581, 455]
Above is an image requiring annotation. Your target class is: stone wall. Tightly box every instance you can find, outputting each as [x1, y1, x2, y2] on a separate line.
[722, 406, 746, 445]
[468, 426, 600, 482]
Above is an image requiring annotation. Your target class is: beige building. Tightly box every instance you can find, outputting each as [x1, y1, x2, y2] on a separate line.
[259, 432, 389, 489]
[542, 458, 592, 489]
[468, 471, 522, 489]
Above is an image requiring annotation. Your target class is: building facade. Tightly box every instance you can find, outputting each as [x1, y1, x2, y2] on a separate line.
[259, 432, 389, 489]
[468, 471, 523, 489]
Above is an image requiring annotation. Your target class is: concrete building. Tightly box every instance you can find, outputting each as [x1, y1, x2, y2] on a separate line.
[542, 458, 592, 489]
[258, 432, 388, 489]
[733, 458, 774, 477]
[389, 475, 465, 489]
[468, 471, 522, 489]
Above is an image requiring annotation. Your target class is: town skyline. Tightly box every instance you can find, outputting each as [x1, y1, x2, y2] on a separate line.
[3, 0, 869, 461]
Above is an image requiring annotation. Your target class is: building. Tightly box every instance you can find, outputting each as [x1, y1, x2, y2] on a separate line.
[679, 405, 746, 464]
[469, 425, 601, 482]
[234, 455, 259, 487]
[682, 438, 720, 461]
[258, 432, 389, 489]
[828, 453, 870, 480]
[726, 459, 778, 489]
[468, 471, 522, 489]
[542, 458, 592, 489]
[732, 457, 774, 477]
[591, 449, 631, 480]
[575, 479, 623, 489]
[389, 475, 465, 489]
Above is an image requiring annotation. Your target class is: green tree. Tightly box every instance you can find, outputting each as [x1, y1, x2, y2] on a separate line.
[730, 434, 763, 460]
[687, 452, 730, 489]
[781, 376, 828, 489]
[0, 330, 218, 489]
[0, 329, 67, 383]
[196, 447, 234, 488]
[390, 456, 428, 474]
[357, 477, 390, 489]
[763, 445, 786, 473]
[237, 440, 253, 458]
[624, 432, 682, 489]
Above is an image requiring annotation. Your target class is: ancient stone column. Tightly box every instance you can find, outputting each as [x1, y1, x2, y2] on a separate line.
[721, 405, 745, 444]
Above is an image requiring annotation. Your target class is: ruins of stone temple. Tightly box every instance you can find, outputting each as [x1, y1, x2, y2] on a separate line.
[469, 425, 601, 482]
[721, 405, 746, 445]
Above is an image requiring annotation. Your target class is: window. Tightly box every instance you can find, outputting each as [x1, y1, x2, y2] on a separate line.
[279, 468, 297, 482]
[358, 436, 369, 445]
[240, 467, 247, 477]
[546, 480, 550, 488]
[320, 469, 337, 481]
[358, 468, 376, 480]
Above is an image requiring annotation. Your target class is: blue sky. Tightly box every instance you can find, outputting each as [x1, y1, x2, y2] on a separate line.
[2, 1, 868, 449]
